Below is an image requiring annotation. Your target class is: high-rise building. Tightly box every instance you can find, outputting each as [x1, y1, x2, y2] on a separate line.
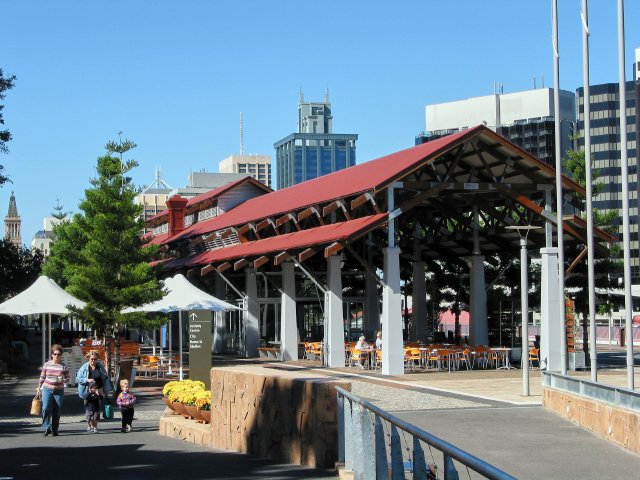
[219, 154, 271, 187]
[416, 87, 576, 167]
[4, 191, 21, 247]
[274, 91, 357, 189]
[575, 47, 640, 281]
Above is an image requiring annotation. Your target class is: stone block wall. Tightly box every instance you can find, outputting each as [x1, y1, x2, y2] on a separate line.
[543, 387, 640, 454]
[210, 366, 351, 468]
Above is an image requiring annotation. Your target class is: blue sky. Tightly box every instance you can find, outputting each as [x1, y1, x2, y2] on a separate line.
[2, 1, 639, 242]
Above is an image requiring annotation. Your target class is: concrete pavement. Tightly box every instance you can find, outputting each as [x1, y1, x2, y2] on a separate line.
[3, 352, 640, 480]
[0, 365, 337, 480]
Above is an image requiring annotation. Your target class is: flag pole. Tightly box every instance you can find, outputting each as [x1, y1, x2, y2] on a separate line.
[582, 0, 597, 382]
[617, 0, 634, 390]
[553, 0, 567, 375]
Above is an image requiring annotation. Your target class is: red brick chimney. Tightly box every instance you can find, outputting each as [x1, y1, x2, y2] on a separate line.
[166, 195, 189, 238]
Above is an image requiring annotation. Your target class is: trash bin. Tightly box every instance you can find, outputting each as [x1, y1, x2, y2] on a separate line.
[620, 328, 625, 347]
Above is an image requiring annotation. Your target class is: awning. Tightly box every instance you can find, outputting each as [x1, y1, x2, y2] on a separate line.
[160, 213, 388, 272]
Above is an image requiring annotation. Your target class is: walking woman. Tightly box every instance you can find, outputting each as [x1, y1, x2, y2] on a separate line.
[37, 344, 70, 436]
[76, 351, 113, 413]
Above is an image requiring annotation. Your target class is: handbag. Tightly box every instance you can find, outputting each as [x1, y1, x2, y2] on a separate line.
[30, 394, 42, 416]
[103, 401, 113, 419]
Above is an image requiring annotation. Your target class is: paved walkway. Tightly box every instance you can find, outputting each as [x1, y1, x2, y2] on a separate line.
[3, 355, 640, 480]
[0, 366, 336, 480]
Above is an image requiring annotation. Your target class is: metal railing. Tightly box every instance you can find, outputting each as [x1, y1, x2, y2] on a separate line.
[336, 386, 516, 480]
[542, 371, 640, 411]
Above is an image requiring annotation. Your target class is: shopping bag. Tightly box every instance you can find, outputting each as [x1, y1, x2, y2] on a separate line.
[103, 402, 113, 419]
[30, 394, 42, 416]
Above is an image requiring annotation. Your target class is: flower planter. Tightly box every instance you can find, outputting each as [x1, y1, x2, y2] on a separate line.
[162, 397, 177, 413]
[184, 404, 200, 420]
[198, 409, 211, 424]
[172, 401, 189, 417]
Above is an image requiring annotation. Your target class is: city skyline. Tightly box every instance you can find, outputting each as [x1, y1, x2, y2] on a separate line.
[2, 1, 639, 242]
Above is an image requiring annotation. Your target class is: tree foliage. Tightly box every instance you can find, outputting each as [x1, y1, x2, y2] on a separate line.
[562, 141, 621, 350]
[0, 68, 16, 185]
[43, 137, 165, 374]
[0, 239, 43, 302]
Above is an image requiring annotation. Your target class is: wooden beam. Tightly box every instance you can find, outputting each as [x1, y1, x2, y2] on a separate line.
[324, 242, 344, 258]
[217, 262, 232, 273]
[255, 218, 271, 232]
[237, 224, 252, 236]
[322, 201, 340, 217]
[253, 255, 270, 269]
[351, 192, 381, 214]
[234, 258, 249, 271]
[298, 248, 316, 262]
[275, 213, 294, 228]
[220, 228, 236, 239]
[297, 206, 325, 225]
[201, 264, 217, 276]
[566, 247, 588, 275]
[274, 251, 291, 266]
[203, 232, 218, 243]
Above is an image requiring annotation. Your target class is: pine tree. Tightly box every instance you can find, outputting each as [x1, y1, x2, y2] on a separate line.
[563, 140, 621, 352]
[43, 137, 165, 376]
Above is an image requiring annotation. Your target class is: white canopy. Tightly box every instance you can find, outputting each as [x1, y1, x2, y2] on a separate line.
[0, 275, 86, 364]
[0, 275, 86, 315]
[129, 274, 240, 313]
[126, 273, 240, 380]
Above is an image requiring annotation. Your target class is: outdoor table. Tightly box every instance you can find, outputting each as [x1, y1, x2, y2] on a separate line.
[490, 347, 515, 370]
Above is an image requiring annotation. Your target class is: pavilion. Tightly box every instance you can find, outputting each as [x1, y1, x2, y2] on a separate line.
[145, 125, 613, 375]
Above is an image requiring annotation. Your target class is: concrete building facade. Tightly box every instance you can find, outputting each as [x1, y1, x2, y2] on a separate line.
[417, 87, 576, 167]
[575, 48, 640, 281]
[219, 154, 271, 188]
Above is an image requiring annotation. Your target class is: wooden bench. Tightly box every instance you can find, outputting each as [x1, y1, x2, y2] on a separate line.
[79, 341, 140, 361]
[257, 347, 282, 360]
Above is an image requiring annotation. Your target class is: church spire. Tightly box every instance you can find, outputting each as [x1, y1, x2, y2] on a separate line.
[4, 191, 22, 246]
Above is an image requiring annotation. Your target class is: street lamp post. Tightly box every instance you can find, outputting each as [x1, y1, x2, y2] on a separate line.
[507, 225, 541, 396]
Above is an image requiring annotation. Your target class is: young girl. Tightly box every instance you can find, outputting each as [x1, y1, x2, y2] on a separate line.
[85, 383, 101, 433]
[116, 379, 136, 433]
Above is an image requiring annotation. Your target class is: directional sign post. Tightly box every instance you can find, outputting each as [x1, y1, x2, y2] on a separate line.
[188, 310, 212, 385]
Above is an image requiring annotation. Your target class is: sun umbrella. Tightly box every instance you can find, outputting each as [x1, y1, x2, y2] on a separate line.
[127, 274, 240, 379]
[0, 275, 86, 364]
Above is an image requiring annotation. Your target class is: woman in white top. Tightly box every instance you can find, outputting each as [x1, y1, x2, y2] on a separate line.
[375, 331, 382, 350]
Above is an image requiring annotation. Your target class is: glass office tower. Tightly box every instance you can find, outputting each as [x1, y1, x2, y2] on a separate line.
[274, 92, 357, 189]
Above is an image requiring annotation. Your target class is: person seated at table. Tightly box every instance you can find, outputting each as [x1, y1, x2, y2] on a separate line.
[374, 331, 383, 350]
[355, 335, 370, 350]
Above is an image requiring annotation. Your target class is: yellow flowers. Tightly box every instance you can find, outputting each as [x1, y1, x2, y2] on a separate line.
[193, 390, 211, 411]
[162, 379, 210, 409]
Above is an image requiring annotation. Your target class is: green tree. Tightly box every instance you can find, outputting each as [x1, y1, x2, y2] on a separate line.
[563, 141, 621, 352]
[0, 239, 44, 301]
[51, 198, 71, 221]
[0, 69, 17, 185]
[43, 137, 165, 376]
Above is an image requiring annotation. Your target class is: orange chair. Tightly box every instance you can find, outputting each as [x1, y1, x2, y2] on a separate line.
[404, 347, 422, 371]
[529, 347, 540, 369]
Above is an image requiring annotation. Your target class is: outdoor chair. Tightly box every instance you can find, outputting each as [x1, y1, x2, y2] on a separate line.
[529, 347, 540, 369]
[404, 347, 422, 371]
[349, 348, 368, 369]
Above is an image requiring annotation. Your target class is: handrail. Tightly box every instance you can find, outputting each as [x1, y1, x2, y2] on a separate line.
[336, 386, 516, 480]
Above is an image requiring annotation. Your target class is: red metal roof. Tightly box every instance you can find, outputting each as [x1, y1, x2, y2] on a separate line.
[161, 213, 388, 271]
[145, 176, 272, 224]
[168, 128, 476, 243]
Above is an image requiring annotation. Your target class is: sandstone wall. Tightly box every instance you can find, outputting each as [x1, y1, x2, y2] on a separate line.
[210, 367, 351, 468]
[543, 387, 640, 454]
